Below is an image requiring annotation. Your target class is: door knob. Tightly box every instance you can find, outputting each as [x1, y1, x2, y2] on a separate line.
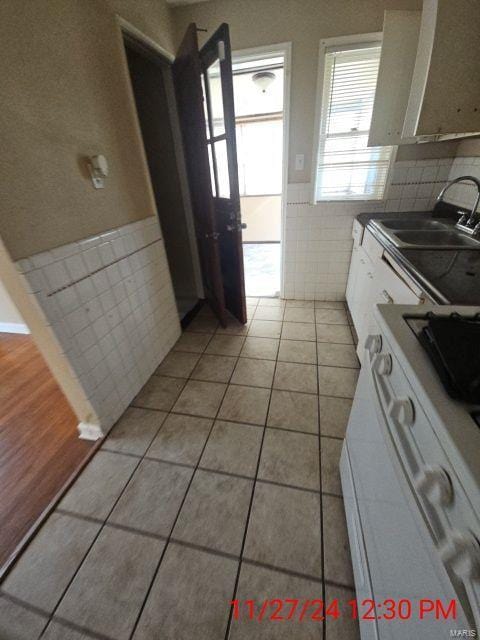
[440, 530, 480, 581]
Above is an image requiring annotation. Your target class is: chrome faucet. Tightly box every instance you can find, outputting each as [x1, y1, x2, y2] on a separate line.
[436, 176, 480, 236]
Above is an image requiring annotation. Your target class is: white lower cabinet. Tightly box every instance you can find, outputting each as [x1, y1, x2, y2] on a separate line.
[346, 228, 425, 361]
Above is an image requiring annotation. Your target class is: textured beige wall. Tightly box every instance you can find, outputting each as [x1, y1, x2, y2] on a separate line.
[171, 0, 422, 184]
[456, 138, 480, 157]
[0, 0, 175, 260]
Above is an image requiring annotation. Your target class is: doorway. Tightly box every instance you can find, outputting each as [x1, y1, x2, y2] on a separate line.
[123, 36, 203, 322]
[0, 278, 92, 571]
[232, 46, 290, 298]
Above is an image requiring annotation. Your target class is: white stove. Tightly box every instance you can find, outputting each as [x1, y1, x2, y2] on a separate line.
[341, 304, 480, 640]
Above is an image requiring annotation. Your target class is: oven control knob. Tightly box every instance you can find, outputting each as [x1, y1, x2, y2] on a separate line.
[374, 354, 392, 376]
[365, 334, 382, 355]
[439, 530, 480, 581]
[415, 465, 453, 506]
[389, 398, 415, 427]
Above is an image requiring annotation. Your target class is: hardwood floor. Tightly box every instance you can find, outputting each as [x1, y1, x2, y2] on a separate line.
[0, 333, 93, 569]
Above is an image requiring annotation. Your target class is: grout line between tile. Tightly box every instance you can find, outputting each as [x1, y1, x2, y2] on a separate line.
[223, 301, 283, 640]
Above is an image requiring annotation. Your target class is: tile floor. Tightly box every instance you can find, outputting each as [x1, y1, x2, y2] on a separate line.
[0, 297, 361, 640]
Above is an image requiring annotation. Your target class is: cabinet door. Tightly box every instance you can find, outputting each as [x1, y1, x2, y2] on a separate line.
[404, 0, 480, 137]
[369, 10, 421, 146]
[346, 245, 360, 312]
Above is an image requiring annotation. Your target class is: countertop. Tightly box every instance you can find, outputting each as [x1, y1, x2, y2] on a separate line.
[356, 204, 480, 305]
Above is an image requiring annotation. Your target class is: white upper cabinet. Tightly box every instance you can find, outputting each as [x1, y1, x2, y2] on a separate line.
[371, 0, 480, 145]
[369, 10, 421, 146]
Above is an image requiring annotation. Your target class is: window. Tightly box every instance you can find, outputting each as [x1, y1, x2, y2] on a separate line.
[314, 42, 393, 201]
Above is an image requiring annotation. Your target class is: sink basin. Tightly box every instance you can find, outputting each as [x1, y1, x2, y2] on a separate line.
[369, 217, 480, 249]
[394, 230, 480, 248]
[379, 219, 448, 231]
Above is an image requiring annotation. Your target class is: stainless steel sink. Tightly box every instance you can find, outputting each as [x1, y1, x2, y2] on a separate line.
[369, 218, 480, 249]
[394, 229, 480, 248]
[379, 219, 448, 231]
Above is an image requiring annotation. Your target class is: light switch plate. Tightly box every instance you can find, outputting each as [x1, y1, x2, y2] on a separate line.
[295, 154, 304, 171]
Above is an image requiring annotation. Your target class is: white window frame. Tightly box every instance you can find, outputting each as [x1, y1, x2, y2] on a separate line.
[310, 32, 396, 204]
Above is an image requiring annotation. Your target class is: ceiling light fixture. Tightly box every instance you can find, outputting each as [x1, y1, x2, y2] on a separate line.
[252, 71, 276, 93]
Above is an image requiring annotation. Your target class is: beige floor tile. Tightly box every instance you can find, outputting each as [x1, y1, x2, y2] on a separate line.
[172, 380, 227, 418]
[230, 563, 322, 640]
[244, 483, 322, 577]
[317, 342, 359, 369]
[147, 413, 212, 465]
[196, 304, 216, 318]
[259, 429, 319, 490]
[248, 319, 282, 339]
[322, 494, 354, 587]
[318, 366, 358, 398]
[246, 297, 260, 305]
[200, 420, 262, 477]
[231, 357, 275, 388]
[109, 459, 193, 536]
[216, 317, 250, 336]
[325, 584, 360, 640]
[316, 323, 353, 344]
[155, 351, 200, 378]
[285, 299, 315, 308]
[134, 375, 186, 411]
[274, 362, 317, 394]
[315, 308, 349, 325]
[240, 336, 279, 360]
[103, 407, 166, 456]
[218, 385, 271, 425]
[173, 332, 211, 354]
[258, 297, 285, 308]
[173, 470, 252, 555]
[132, 543, 237, 640]
[191, 354, 237, 383]
[283, 307, 315, 323]
[246, 305, 257, 320]
[253, 305, 284, 321]
[2, 513, 100, 613]
[0, 596, 47, 640]
[58, 451, 137, 520]
[278, 339, 317, 364]
[321, 436, 343, 496]
[205, 334, 245, 356]
[56, 527, 164, 640]
[281, 321, 316, 341]
[186, 316, 219, 334]
[319, 396, 353, 438]
[315, 301, 345, 309]
[267, 390, 319, 433]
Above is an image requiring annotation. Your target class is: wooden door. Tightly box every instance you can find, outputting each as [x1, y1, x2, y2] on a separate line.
[172, 24, 228, 325]
[199, 24, 247, 324]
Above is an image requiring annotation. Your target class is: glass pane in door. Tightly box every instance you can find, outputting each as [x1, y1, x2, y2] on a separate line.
[215, 139, 230, 198]
[207, 59, 225, 137]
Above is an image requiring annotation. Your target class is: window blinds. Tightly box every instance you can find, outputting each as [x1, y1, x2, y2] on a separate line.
[315, 44, 393, 201]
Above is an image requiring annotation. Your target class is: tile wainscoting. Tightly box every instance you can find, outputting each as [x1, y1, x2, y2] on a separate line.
[15, 217, 181, 435]
[444, 155, 480, 211]
[284, 156, 456, 300]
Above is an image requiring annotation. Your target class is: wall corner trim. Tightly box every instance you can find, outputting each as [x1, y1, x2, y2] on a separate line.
[78, 422, 104, 441]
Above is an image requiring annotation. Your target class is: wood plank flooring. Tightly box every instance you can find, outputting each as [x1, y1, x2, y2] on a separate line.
[0, 333, 92, 569]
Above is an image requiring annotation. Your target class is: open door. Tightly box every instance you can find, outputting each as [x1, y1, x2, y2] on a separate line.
[172, 24, 247, 325]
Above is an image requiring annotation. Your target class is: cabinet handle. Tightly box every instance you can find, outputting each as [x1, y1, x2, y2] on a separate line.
[382, 289, 393, 304]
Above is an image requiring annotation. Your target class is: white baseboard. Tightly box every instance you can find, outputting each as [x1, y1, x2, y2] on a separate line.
[0, 322, 30, 334]
[78, 421, 104, 441]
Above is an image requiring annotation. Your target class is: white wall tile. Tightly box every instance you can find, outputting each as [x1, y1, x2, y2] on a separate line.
[17, 216, 181, 433]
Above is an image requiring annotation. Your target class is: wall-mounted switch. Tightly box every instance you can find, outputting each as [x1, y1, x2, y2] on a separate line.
[295, 154, 304, 171]
[87, 154, 109, 189]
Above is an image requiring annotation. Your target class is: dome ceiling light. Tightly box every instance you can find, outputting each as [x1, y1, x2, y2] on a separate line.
[252, 71, 276, 93]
